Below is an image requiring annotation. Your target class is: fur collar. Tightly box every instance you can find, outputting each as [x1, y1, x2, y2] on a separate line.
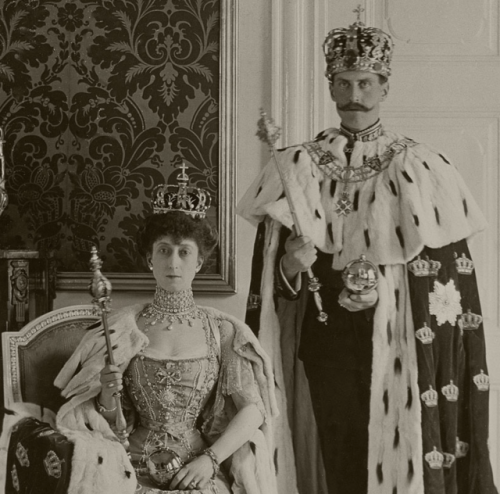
[237, 127, 486, 268]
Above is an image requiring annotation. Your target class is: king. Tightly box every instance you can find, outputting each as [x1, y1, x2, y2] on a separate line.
[237, 5, 498, 494]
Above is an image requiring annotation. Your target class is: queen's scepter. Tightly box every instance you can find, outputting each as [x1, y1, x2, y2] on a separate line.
[257, 109, 328, 323]
[0, 127, 8, 216]
[89, 246, 129, 450]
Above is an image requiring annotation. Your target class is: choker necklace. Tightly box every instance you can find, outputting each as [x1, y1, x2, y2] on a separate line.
[140, 287, 199, 331]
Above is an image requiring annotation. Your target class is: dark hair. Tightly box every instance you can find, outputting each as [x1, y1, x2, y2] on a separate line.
[137, 212, 219, 260]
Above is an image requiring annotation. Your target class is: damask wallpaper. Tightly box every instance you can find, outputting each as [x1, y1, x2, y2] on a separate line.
[0, 0, 221, 282]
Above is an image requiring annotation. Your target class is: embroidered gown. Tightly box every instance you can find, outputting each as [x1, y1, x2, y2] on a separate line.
[123, 311, 258, 493]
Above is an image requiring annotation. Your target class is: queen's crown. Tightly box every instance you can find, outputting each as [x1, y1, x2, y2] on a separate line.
[458, 310, 482, 332]
[415, 322, 435, 345]
[323, 5, 393, 80]
[425, 447, 444, 470]
[152, 161, 211, 218]
[473, 370, 490, 391]
[421, 385, 438, 408]
[408, 256, 441, 277]
[454, 252, 474, 275]
[441, 380, 459, 402]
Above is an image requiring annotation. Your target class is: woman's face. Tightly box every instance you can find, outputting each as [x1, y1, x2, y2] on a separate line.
[148, 235, 203, 292]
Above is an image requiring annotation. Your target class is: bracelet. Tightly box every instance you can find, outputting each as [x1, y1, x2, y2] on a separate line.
[202, 448, 220, 479]
[95, 395, 117, 414]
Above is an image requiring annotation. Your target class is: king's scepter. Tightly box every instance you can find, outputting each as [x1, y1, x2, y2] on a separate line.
[89, 246, 129, 449]
[257, 109, 328, 323]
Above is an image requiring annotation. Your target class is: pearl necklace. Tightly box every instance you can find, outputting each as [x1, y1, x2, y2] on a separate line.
[139, 287, 200, 331]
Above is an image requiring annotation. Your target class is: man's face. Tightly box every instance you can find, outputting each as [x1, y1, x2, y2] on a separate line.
[329, 71, 389, 117]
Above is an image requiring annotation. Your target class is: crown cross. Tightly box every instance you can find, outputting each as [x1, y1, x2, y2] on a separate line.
[353, 4, 365, 24]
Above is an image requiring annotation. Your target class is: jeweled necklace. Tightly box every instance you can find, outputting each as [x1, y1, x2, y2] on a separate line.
[140, 287, 200, 331]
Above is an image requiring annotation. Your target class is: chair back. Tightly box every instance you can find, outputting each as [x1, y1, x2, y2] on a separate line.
[2, 305, 100, 413]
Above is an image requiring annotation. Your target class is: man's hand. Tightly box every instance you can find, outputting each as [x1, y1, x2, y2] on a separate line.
[338, 288, 378, 312]
[282, 233, 317, 282]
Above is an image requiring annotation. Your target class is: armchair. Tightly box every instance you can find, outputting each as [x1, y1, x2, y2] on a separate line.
[1, 305, 99, 493]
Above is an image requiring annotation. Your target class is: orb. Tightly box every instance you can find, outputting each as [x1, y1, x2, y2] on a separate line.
[342, 255, 379, 294]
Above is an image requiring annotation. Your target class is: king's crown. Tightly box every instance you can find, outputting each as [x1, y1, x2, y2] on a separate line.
[152, 161, 211, 218]
[323, 5, 393, 80]
[454, 252, 474, 275]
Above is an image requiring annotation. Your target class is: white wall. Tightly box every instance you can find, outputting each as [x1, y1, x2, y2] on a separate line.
[55, 0, 273, 321]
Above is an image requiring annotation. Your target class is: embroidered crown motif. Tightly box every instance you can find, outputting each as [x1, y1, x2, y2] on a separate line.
[443, 453, 456, 469]
[408, 256, 441, 277]
[323, 5, 393, 80]
[15, 442, 30, 467]
[11, 465, 19, 492]
[415, 322, 435, 345]
[43, 450, 63, 479]
[246, 292, 261, 311]
[458, 309, 482, 332]
[152, 161, 211, 218]
[421, 385, 438, 408]
[425, 447, 444, 470]
[441, 380, 459, 402]
[454, 252, 474, 275]
[473, 370, 490, 392]
[455, 437, 469, 458]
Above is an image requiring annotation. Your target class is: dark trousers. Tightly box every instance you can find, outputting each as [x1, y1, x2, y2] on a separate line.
[304, 363, 371, 494]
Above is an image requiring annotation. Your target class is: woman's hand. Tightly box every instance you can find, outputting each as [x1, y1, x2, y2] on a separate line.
[338, 287, 378, 312]
[98, 364, 123, 408]
[169, 454, 214, 491]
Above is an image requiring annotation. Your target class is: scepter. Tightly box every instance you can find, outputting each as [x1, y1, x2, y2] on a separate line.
[89, 246, 129, 449]
[257, 109, 328, 323]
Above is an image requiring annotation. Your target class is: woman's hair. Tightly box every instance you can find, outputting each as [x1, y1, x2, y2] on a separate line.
[136, 211, 219, 260]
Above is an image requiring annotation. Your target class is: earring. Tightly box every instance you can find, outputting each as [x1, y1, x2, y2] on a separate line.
[149, 265, 153, 271]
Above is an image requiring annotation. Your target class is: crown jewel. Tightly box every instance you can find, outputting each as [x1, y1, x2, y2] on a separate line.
[441, 380, 459, 402]
[458, 309, 482, 332]
[152, 161, 211, 218]
[415, 322, 435, 345]
[421, 385, 438, 407]
[473, 370, 490, 391]
[323, 5, 393, 80]
[454, 252, 474, 275]
[425, 447, 444, 470]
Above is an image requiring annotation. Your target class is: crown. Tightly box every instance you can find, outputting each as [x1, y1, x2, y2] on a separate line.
[11, 465, 19, 492]
[15, 441, 30, 467]
[427, 257, 441, 277]
[43, 450, 63, 479]
[443, 453, 456, 469]
[152, 161, 211, 218]
[415, 322, 435, 345]
[247, 291, 261, 311]
[408, 256, 429, 277]
[455, 437, 469, 458]
[323, 5, 393, 81]
[441, 380, 459, 402]
[425, 447, 444, 470]
[454, 252, 474, 275]
[473, 370, 490, 391]
[421, 385, 438, 408]
[458, 309, 482, 332]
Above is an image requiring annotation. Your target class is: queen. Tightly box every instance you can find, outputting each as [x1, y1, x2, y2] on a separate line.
[54, 165, 279, 494]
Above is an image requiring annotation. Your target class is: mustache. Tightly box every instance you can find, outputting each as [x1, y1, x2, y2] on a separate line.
[338, 102, 370, 112]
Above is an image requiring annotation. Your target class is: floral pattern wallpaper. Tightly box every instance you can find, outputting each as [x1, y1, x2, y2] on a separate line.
[0, 0, 220, 276]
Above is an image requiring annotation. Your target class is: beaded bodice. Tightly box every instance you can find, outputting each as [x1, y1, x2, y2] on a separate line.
[124, 313, 219, 431]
